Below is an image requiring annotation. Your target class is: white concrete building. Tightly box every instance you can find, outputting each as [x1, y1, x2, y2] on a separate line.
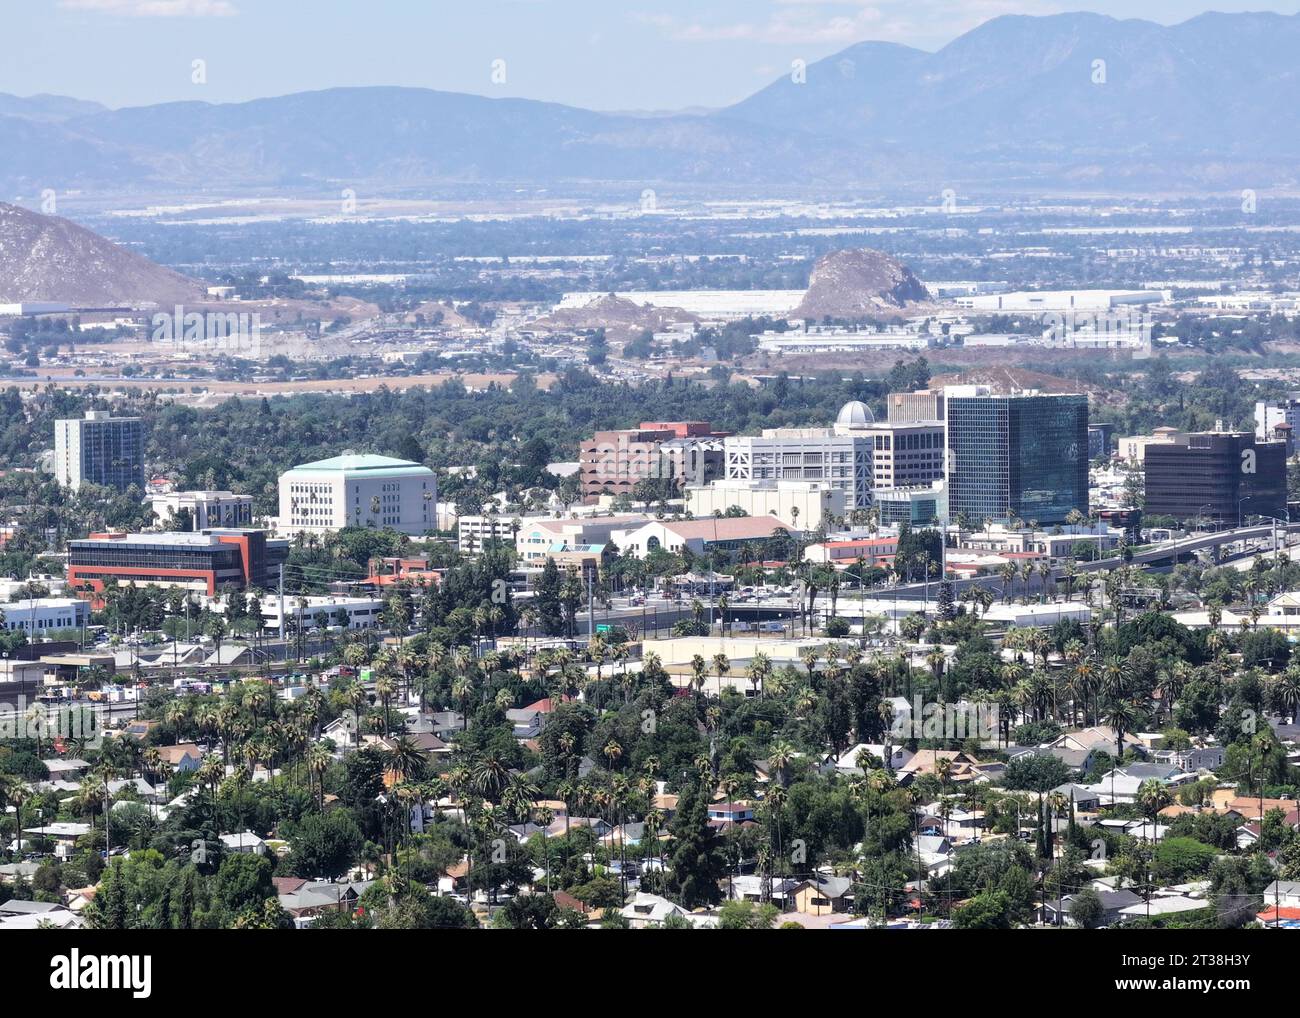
[259, 595, 385, 632]
[0, 597, 89, 635]
[151, 490, 255, 530]
[952, 289, 1166, 312]
[511, 514, 649, 564]
[723, 401, 944, 510]
[457, 514, 519, 554]
[611, 516, 795, 559]
[0, 576, 68, 600]
[686, 479, 847, 529]
[278, 454, 436, 535]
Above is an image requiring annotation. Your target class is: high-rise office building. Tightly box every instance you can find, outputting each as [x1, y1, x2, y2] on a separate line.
[54, 411, 146, 492]
[1144, 431, 1286, 527]
[945, 389, 1089, 525]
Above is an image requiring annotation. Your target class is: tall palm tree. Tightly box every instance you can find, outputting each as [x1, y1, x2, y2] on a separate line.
[1274, 665, 1300, 726]
[3, 777, 30, 857]
[306, 741, 331, 811]
[767, 739, 796, 787]
[711, 652, 731, 697]
[998, 562, 1016, 604]
[747, 651, 772, 700]
[374, 673, 397, 736]
[689, 655, 708, 704]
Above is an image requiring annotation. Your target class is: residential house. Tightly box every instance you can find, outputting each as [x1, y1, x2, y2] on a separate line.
[277, 879, 374, 922]
[156, 743, 203, 773]
[1045, 888, 1143, 927]
[220, 831, 268, 854]
[619, 891, 690, 928]
[729, 874, 798, 907]
[822, 742, 914, 776]
[896, 749, 985, 785]
[506, 706, 548, 740]
[1262, 881, 1300, 909]
[1082, 763, 1196, 804]
[1052, 783, 1102, 812]
[707, 801, 755, 826]
[791, 875, 854, 915]
[1153, 745, 1225, 772]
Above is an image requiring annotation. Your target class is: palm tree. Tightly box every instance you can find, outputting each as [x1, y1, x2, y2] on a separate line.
[1274, 665, 1300, 726]
[306, 741, 331, 811]
[689, 654, 708, 704]
[998, 562, 1016, 604]
[3, 777, 30, 857]
[767, 739, 796, 787]
[386, 735, 426, 785]
[711, 652, 731, 697]
[374, 673, 397, 735]
[746, 651, 771, 700]
[451, 674, 474, 731]
[1103, 697, 1139, 803]
[471, 753, 511, 805]
[92, 759, 117, 853]
[878, 699, 897, 768]
[1135, 779, 1172, 842]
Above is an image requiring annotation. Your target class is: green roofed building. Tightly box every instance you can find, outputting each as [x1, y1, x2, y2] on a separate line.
[277, 453, 436, 535]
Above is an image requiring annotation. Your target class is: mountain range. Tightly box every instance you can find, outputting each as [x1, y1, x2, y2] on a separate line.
[4, 11, 1299, 195]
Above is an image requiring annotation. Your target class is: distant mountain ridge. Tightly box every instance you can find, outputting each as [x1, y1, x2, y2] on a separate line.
[4, 11, 1300, 194]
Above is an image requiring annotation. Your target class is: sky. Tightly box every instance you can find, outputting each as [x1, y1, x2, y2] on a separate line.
[4, 0, 1299, 112]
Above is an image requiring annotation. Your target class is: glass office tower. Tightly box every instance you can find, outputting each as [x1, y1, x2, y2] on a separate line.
[946, 393, 1089, 525]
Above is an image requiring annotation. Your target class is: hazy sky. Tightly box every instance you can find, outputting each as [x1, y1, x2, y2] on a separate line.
[5, 0, 1299, 111]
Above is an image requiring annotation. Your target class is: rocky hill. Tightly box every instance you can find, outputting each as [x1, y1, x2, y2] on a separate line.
[793, 249, 929, 321]
[530, 293, 698, 341]
[0, 202, 206, 306]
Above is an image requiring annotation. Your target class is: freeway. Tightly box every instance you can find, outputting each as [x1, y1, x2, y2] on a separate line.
[884, 522, 1299, 602]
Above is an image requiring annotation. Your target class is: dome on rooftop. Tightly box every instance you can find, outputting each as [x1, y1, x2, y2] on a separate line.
[836, 400, 874, 427]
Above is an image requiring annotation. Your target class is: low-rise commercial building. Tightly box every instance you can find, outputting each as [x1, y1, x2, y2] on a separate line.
[259, 595, 385, 632]
[66, 529, 289, 601]
[150, 490, 255, 530]
[0, 598, 89, 635]
[612, 516, 796, 560]
[685, 479, 847, 530]
[511, 515, 649, 565]
[803, 536, 899, 569]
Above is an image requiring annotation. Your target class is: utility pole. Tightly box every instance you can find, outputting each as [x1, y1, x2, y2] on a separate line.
[278, 563, 285, 647]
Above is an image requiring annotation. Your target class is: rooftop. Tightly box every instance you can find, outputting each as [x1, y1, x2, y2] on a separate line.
[287, 454, 433, 476]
